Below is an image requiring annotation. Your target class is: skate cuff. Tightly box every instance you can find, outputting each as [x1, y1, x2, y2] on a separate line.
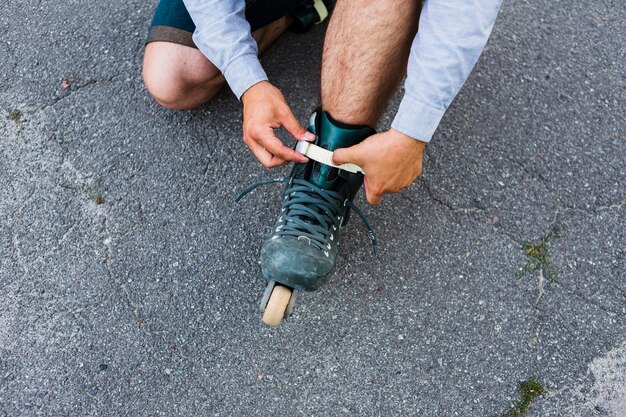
[295, 141, 364, 175]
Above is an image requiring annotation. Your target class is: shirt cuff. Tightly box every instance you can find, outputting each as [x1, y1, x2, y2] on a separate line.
[222, 53, 268, 100]
[391, 93, 446, 143]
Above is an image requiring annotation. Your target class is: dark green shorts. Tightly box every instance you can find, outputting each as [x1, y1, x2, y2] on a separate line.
[147, 0, 307, 48]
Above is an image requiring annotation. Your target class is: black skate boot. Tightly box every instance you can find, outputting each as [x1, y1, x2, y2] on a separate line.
[237, 110, 377, 326]
[289, 0, 330, 33]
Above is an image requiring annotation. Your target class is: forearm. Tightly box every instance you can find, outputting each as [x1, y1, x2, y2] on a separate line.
[182, 0, 268, 98]
[392, 0, 503, 141]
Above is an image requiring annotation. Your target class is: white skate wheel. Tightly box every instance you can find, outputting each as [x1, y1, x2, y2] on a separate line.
[262, 284, 293, 327]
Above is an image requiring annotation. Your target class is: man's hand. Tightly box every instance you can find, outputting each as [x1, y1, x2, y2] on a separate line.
[241, 81, 315, 168]
[333, 129, 426, 205]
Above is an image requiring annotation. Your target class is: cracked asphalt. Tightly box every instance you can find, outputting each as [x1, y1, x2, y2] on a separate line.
[1, 0, 625, 416]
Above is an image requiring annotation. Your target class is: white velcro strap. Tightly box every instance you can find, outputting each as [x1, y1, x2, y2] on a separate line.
[295, 141, 364, 174]
[312, 0, 329, 23]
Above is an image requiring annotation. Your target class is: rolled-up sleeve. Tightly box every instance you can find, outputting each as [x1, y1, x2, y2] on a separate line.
[183, 0, 268, 99]
[392, 0, 502, 142]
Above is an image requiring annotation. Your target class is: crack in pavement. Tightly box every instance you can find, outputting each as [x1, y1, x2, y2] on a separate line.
[528, 269, 546, 348]
[559, 286, 625, 317]
[17, 73, 127, 117]
[421, 178, 488, 214]
[561, 201, 626, 215]
[11, 228, 29, 275]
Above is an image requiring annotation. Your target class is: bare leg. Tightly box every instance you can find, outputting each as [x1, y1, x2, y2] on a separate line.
[143, 16, 292, 109]
[321, 0, 420, 127]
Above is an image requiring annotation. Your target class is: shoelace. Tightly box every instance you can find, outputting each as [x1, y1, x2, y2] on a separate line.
[236, 177, 378, 255]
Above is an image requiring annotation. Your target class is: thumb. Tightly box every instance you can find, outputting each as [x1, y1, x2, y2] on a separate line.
[281, 109, 315, 142]
[332, 142, 365, 166]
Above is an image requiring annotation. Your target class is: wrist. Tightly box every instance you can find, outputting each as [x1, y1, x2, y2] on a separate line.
[241, 80, 271, 104]
[390, 128, 426, 151]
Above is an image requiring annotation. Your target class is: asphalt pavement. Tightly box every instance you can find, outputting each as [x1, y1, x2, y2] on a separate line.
[1, 0, 624, 416]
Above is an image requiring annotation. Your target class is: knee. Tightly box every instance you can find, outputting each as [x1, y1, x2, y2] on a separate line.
[143, 71, 188, 110]
[142, 62, 197, 110]
[142, 44, 221, 110]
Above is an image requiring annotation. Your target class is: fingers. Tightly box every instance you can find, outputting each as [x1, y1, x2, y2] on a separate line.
[244, 135, 287, 168]
[280, 109, 315, 142]
[364, 177, 383, 205]
[245, 126, 307, 167]
[256, 128, 308, 163]
[367, 193, 383, 205]
[241, 83, 314, 167]
[334, 141, 382, 204]
[332, 141, 366, 166]
[365, 180, 414, 205]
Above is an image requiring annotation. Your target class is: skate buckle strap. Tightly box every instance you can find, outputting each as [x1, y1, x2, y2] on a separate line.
[312, 0, 329, 23]
[295, 141, 364, 175]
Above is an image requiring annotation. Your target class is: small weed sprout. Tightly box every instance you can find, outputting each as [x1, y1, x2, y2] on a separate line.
[497, 378, 547, 417]
[9, 109, 22, 122]
[516, 224, 565, 283]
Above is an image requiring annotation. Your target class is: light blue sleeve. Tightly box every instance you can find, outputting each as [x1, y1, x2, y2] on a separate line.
[182, 0, 268, 99]
[392, 0, 503, 142]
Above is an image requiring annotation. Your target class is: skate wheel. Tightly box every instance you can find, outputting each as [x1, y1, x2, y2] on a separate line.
[262, 284, 293, 327]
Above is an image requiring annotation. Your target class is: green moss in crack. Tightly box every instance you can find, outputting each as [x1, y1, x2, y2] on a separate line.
[497, 378, 547, 417]
[516, 224, 564, 283]
[8, 109, 22, 122]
